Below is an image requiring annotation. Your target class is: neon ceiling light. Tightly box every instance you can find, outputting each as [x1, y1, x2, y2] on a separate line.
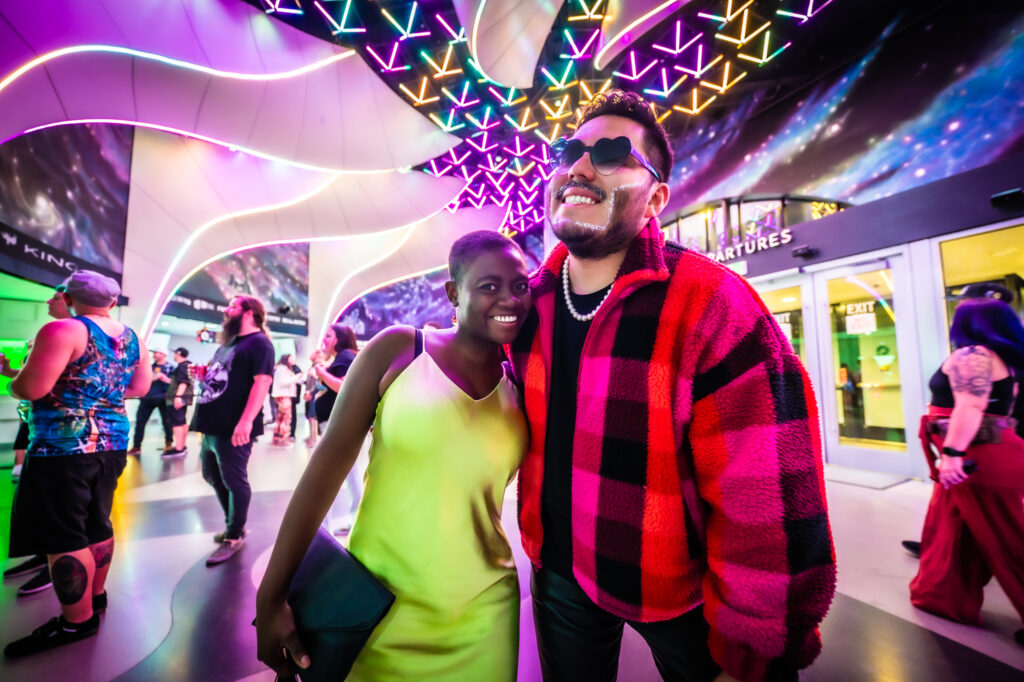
[594, 1, 683, 71]
[0, 44, 355, 97]
[469, 0, 499, 85]
[4, 120, 390, 176]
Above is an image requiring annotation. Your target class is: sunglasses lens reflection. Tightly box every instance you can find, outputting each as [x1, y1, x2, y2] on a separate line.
[550, 137, 632, 175]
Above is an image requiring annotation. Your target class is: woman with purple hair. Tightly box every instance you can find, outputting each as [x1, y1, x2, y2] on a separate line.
[910, 297, 1024, 647]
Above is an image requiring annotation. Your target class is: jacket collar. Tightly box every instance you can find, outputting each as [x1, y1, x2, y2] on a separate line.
[531, 217, 669, 299]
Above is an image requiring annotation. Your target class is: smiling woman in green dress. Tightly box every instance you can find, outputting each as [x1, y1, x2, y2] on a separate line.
[256, 231, 533, 680]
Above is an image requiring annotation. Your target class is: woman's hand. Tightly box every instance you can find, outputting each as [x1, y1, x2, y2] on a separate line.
[938, 453, 968, 489]
[256, 598, 310, 675]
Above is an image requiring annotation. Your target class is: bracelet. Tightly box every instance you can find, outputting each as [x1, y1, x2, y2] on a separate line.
[942, 446, 967, 458]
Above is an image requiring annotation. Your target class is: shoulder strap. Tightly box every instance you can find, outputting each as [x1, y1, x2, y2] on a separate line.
[413, 328, 423, 358]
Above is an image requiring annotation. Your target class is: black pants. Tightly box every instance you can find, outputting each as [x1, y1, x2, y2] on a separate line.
[199, 434, 252, 538]
[289, 396, 299, 437]
[531, 568, 721, 682]
[133, 397, 172, 448]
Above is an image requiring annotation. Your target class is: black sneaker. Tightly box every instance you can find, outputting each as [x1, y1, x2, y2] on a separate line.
[93, 591, 107, 614]
[4, 613, 100, 658]
[17, 568, 53, 596]
[161, 448, 187, 459]
[4, 554, 47, 579]
[901, 540, 922, 558]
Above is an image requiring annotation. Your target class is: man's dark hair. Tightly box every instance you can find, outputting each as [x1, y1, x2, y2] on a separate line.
[574, 89, 673, 182]
[328, 324, 358, 354]
[448, 230, 523, 286]
[174, 347, 189, 358]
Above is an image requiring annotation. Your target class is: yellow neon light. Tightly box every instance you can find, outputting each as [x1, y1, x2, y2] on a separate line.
[398, 77, 440, 105]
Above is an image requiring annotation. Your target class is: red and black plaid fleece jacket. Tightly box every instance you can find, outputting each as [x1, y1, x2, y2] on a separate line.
[508, 219, 836, 681]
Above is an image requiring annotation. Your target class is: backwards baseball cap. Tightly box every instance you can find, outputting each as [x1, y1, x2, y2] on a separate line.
[151, 347, 170, 357]
[63, 270, 120, 307]
[959, 283, 1014, 303]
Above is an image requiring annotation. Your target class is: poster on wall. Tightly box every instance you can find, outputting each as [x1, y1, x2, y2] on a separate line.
[0, 124, 133, 288]
[338, 268, 453, 340]
[165, 243, 310, 335]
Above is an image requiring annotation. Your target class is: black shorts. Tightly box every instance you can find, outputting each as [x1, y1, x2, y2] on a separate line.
[9, 450, 127, 557]
[304, 398, 317, 418]
[168, 405, 188, 427]
[13, 421, 30, 450]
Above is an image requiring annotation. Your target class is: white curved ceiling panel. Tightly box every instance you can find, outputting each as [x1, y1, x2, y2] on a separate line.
[456, 0, 565, 88]
[594, 1, 695, 70]
[0, 0, 461, 170]
[121, 128, 468, 338]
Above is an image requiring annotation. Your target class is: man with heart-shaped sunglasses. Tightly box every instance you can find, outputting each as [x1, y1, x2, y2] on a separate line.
[507, 89, 836, 682]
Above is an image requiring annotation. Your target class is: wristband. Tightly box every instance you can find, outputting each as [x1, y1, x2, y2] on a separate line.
[942, 446, 966, 458]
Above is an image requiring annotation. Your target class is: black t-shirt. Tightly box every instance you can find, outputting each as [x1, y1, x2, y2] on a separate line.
[145, 362, 172, 399]
[193, 332, 274, 437]
[165, 360, 194, 404]
[542, 284, 611, 578]
[315, 349, 356, 424]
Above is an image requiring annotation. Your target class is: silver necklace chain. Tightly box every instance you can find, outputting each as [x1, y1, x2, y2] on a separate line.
[562, 258, 613, 322]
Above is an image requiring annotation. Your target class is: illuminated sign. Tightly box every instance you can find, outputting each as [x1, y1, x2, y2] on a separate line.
[711, 227, 793, 262]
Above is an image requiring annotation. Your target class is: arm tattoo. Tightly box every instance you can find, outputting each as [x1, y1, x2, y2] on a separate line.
[949, 346, 993, 397]
[51, 555, 89, 605]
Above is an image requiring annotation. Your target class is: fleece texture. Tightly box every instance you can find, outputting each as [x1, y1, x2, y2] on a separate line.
[507, 219, 836, 681]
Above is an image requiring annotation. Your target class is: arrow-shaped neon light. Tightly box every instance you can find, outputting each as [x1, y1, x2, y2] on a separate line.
[507, 159, 537, 177]
[578, 79, 613, 105]
[699, 60, 747, 93]
[503, 107, 538, 132]
[715, 10, 770, 48]
[697, 0, 754, 25]
[643, 68, 688, 98]
[672, 87, 717, 115]
[381, 1, 431, 40]
[540, 62, 577, 91]
[613, 51, 659, 82]
[313, 0, 366, 34]
[533, 124, 563, 145]
[446, 148, 472, 165]
[737, 31, 791, 65]
[398, 77, 439, 105]
[435, 13, 467, 42]
[428, 109, 465, 132]
[459, 167, 481, 184]
[502, 136, 537, 158]
[467, 131, 498, 152]
[488, 86, 526, 107]
[428, 160, 453, 177]
[673, 46, 722, 78]
[422, 44, 462, 78]
[442, 81, 480, 107]
[652, 22, 702, 56]
[482, 156, 509, 173]
[519, 176, 542, 191]
[777, 0, 837, 24]
[539, 94, 573, 120]
[561, 29, 600, 60]
[466, 108, 500, 130]
[366, 43, 412, 72]
[568, 0, 605, 22]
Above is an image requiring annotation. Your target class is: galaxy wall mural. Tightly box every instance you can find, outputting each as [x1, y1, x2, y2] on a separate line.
[167, 243, 310, 335]
[338, 268, 453, 339]
[0, 124, 133, 287]
[665, 2, 1024, 212]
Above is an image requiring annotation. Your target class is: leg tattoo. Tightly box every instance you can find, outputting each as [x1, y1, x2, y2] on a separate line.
[91, 538, 114, 568]
[51, 556, 89, 605]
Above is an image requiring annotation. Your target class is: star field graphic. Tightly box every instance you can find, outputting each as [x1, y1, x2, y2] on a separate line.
[0, 124, 132, 274]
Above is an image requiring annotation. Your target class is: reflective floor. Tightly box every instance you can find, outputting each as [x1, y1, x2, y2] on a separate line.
[1, 430, 1022, 681]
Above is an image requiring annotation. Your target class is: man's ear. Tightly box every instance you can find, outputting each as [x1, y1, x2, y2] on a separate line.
[643, 182, 670, 220]
[444, 280, 458, 306]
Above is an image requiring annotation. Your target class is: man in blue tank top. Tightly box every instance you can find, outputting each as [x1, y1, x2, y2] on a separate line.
[2, 270, 151, 658]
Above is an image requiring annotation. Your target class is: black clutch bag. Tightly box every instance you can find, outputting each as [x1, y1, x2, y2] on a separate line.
[286, 526, 395, 682]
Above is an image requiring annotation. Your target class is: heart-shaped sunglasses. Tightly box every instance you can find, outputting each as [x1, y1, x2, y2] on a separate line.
[548, 136, 661, 182]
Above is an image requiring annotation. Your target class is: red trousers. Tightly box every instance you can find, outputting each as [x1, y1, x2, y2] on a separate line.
[910, 408, 1024, 625]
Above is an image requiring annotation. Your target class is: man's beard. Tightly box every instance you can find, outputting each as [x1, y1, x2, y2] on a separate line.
[221, 312, 242, 340]
[547, 181, 649, 259]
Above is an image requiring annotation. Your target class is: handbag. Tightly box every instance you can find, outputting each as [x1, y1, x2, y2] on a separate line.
[285, 526, 395, 682]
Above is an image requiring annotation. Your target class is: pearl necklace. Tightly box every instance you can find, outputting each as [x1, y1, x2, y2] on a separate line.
[562, 258, 613, 322]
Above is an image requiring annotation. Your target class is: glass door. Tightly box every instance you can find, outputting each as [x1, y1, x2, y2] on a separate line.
[811, 255, 924, 475]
